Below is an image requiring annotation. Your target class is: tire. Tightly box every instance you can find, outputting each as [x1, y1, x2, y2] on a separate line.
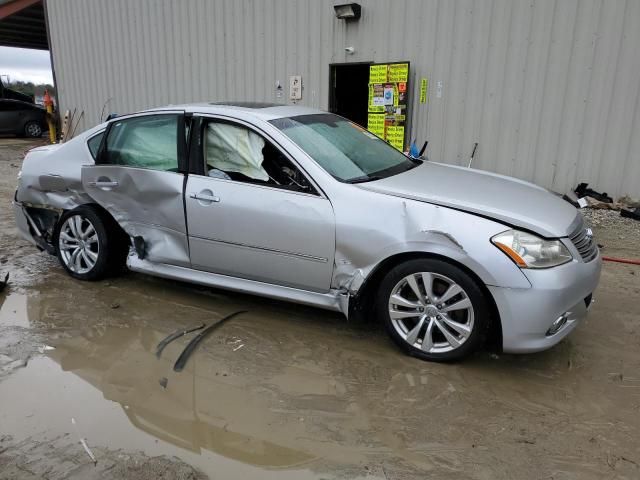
[54, 205, 129, 281]
[375, 258, 490, 362]
[24, 121, 43, 138]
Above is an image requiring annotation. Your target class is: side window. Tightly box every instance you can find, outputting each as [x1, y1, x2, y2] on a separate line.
[87, 131, 104, 160]
[103, 114, 179, 171]
[203, 121, 315, 194]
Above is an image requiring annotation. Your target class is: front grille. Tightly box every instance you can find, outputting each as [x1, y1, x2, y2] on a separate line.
[569, 220, 598, 262]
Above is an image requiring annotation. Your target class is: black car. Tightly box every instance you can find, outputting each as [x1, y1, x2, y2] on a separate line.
[0, 99, 48, 138]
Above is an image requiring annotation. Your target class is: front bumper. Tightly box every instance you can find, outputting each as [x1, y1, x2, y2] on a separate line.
[489, 252, 602, 353]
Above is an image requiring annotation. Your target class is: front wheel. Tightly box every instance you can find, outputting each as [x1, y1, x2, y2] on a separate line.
[376, 258, 490, 362]
[54, 206, 128, 281]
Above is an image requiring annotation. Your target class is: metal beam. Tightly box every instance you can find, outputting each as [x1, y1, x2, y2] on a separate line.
[0, 0, 40, 21]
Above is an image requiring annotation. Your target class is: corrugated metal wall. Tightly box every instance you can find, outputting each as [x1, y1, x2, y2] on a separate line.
[47, 0, 640, 198]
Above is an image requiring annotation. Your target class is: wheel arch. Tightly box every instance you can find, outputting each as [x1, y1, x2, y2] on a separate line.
[53, 202, 130, 280]
[55, 202, 130, 246]
[351, 251, 503, 352]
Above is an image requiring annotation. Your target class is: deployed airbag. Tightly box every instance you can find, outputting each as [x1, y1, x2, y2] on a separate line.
[205, 123, 268, 181]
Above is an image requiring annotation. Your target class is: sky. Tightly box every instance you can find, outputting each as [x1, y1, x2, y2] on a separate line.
[0, 46, 53, 85]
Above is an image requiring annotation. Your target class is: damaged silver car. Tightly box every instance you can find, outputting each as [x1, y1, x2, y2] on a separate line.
[13, 103, 602, 361]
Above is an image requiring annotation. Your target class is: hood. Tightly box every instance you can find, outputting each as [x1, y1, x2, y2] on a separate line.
[358, 162, 579, 238]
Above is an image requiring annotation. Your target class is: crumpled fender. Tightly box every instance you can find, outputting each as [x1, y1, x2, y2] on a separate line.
[330, 193, 532, 295]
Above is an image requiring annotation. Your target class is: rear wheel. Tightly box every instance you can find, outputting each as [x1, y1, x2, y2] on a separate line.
[24, 121, 43, 138]
[376, 258, 490, 362]
[54, 206, 128, 281]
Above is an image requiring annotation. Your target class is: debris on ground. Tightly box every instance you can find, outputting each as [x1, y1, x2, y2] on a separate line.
[618, 195, 640, 209]
[155, 323, 206, 359]
[585, 197, 621, 210]
[173, 311, 246, 372]
[575, 182, 613, 203]
[571, 183, 640, 212]
[71, 417, 97, 466]
[620, 207, 640, 222]
[562, 190, 585, 208]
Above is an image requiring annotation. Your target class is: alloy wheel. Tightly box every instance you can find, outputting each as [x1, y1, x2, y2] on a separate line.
[58, 215, 100, 274]
[388, 272, 475, 353]
[26, 123, 42, 137]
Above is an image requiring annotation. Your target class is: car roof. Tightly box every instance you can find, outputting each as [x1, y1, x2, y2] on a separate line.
[145, 102, 326, 121]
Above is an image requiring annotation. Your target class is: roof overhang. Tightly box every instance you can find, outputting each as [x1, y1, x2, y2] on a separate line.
[0, 0, 47, 50]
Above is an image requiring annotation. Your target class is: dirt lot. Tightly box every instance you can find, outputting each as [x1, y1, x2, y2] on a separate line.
[1, 138, 639, 480]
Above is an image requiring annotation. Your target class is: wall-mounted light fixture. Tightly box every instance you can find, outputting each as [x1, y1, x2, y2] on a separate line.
[334, 3, 361, 20]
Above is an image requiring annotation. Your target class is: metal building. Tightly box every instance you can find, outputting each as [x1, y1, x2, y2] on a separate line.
[44, 0, 640, 198]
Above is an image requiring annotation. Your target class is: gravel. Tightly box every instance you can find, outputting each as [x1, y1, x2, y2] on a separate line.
[582, 208, 640, 257]
[583, 208, 640, 235]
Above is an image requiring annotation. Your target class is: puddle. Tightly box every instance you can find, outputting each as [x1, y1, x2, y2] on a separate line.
[0, 357, 335, 479]
[0, 292, 29, 327]
[0, 284, 389, 478]
[0, 270, 638, 479]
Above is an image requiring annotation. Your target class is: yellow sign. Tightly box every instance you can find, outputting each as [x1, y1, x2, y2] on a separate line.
[388, 63, 409, 83]
[369, 64, 388, 84]
[387, 126, 405, 151]
[367, 113, 385, 138]
[420, 78, 428, 103]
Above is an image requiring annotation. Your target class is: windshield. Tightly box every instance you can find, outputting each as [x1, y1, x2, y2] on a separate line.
[269, 114, 417, 183]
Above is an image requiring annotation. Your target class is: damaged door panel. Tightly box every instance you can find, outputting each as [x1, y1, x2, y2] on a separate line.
[81, 112, 190, 267]
[82, 166, 189, 266]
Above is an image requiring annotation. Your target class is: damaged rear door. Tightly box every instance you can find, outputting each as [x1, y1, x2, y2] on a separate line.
[81, 112, 190, 266]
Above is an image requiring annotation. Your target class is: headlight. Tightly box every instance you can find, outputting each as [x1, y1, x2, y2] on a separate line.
[491, 230, 572, 268]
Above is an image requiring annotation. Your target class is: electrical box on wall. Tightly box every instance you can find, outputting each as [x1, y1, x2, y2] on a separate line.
[289, 76, 302, 100]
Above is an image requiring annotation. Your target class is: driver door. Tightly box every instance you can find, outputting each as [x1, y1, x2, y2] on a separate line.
[185, 117, 336, 292]
[81, 112, 190, 267]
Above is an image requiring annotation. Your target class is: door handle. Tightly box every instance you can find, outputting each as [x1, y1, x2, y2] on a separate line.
[88, 181, 119, 188]
[190, 192, 220, 203]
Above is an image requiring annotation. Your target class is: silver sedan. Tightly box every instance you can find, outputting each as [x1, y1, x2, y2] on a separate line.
[13, 103, 601, 361]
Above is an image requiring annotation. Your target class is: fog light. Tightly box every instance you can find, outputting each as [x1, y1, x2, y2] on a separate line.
[546, 314, 568, 336]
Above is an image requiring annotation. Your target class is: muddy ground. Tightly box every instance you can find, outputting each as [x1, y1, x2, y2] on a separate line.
[0, 138, 639, 480]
